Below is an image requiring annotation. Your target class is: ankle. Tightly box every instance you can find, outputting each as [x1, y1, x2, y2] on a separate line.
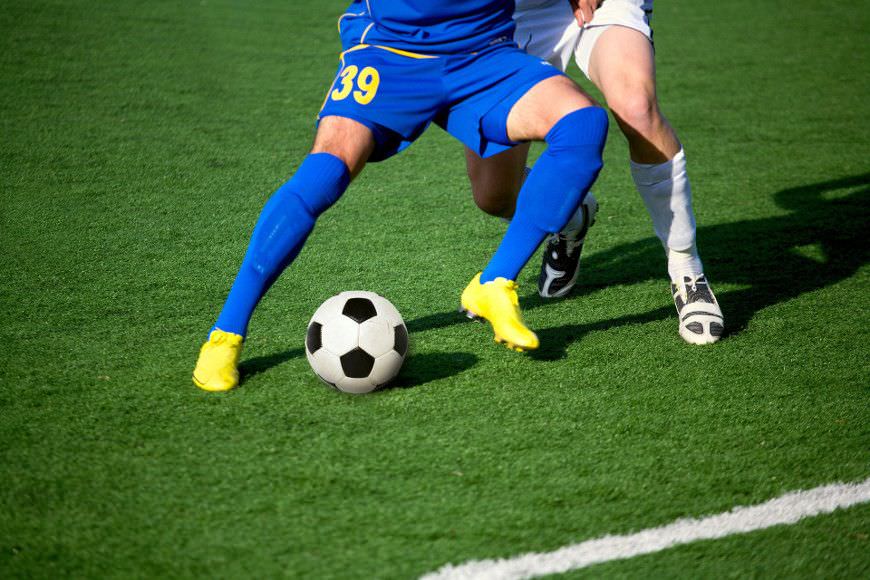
[668, 246, 704, 282]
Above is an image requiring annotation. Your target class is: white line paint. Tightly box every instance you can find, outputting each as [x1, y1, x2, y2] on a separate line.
[422, 478, 870, 580]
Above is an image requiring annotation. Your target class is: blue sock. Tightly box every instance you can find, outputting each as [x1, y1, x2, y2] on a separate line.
[480, 107, 608, 283]
[213, 153, 351, 337]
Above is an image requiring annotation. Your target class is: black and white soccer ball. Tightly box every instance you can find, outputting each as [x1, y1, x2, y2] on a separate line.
[305, 291, 408, 394]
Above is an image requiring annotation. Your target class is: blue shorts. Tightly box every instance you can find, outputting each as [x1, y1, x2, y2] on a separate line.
[318, 42, 563, 162]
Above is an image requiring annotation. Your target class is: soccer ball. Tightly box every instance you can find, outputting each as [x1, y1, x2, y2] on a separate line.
[305, 291, 408, 394]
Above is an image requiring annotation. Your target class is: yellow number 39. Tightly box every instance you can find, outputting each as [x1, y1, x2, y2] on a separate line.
[330, 65, 380, 105]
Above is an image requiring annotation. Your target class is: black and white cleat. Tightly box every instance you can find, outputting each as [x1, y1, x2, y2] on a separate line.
[538, 193, 598, 298]
[672, 275, 724, 344]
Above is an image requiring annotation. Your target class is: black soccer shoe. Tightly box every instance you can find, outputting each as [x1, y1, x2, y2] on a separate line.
[537, 192, 598, 298]
[671, 275, 724, 344]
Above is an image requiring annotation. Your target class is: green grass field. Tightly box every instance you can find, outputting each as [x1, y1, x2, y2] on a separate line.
[2, 1, 869, 577]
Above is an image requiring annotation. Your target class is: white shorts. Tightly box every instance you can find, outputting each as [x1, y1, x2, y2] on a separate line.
[514, 0, 653, 77]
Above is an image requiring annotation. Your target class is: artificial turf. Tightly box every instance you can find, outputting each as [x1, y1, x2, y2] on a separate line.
[1, 0, 868, 578]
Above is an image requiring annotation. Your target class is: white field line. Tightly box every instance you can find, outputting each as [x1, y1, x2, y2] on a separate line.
[422, 477, 870, 580]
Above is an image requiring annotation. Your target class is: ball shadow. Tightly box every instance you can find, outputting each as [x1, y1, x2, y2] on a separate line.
[383, 351, 478, 390]
[238, 348, 477, 389]
[235, 173, 869, 378]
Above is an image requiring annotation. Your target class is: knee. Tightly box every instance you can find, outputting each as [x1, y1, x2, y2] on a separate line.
[473, 189, 514, 218]
[548, 105, 608, 142]
[545, 106, 608, 170]
[311, 116, 375, 178]
[607, 91, 661, 137]
[468, 170, 519, 218]
[309, 140, 357, 174]
[516, 107, 607, 233]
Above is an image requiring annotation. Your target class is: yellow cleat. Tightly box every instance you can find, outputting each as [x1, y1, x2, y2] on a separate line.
[192, 329, 244, 392]
[460, 272, 539, 352]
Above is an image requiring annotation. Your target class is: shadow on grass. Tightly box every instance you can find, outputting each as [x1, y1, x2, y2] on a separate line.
[410, 173, 870, 359]
[386, 351, 478, 390]
[238, 347, 477, 389]
[531, 172, 870, 359]
[239, 173, 870, 373]
[239, 348, 306, 383]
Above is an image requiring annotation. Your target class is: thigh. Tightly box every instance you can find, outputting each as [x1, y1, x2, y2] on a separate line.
[586, 25, 657, 106]
[505, 75, 598, 142]
[311, 116, 375, 179]
[319, 45, 442, 162]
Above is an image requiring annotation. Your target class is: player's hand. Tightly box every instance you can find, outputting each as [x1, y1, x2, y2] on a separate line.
[569, 0, 603, 27]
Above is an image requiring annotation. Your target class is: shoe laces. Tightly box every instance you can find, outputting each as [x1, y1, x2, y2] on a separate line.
[492, 277, 520, 306]
[681, 274, 713, 304]
[547, 233, 582, 258]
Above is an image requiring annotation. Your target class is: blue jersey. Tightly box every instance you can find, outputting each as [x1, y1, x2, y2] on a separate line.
[341, 0, 517, 54]
[324, 0, 563, 161]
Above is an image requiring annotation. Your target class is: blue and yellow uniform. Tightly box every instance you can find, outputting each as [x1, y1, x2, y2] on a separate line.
[321, 0, 563, 160]
[194, 0, 610, 390]
[338, 0, 517, 54]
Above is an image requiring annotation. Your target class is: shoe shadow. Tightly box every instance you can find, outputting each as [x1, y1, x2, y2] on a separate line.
[238, 173, 869, 376]
[238, 347, 305, 383]
[527, 172, 870, 359]
[529, 306, 674, 361]
[405, 309, 467, 335]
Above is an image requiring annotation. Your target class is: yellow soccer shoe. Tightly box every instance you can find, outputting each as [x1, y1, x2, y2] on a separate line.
[192, 329, 244, 392]
[460, 272, 539, 352]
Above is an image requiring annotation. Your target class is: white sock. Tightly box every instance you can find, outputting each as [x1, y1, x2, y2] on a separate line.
[561, 202, 588, 239]
[667, 246, 704, 283]
[630, 148, 701, 279]
[630, 148, 697, 249]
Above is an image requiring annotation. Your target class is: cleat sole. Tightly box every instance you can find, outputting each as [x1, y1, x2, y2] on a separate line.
[192, 377, 233, 392]
[494, 336, 532, 353]
[459, 307, 482, 321]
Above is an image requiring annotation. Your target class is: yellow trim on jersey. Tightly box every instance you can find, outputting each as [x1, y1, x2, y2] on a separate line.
[340, 44, 439, 60]
[373, 44, 439, 59]
[337, 11, 366, 33]
[359, 22, 375, 44]
[318, 59, 348, 116]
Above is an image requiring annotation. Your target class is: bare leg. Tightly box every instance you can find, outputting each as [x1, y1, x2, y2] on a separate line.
[312, 115, 375, 178]
[588, 26, 697, 256]
[464, 143, 530, 219]
[587, 26, 723, 343]
[587, 25, 680, 164]
[462, 74, 596, 219]
[505, 75, 597, 141]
